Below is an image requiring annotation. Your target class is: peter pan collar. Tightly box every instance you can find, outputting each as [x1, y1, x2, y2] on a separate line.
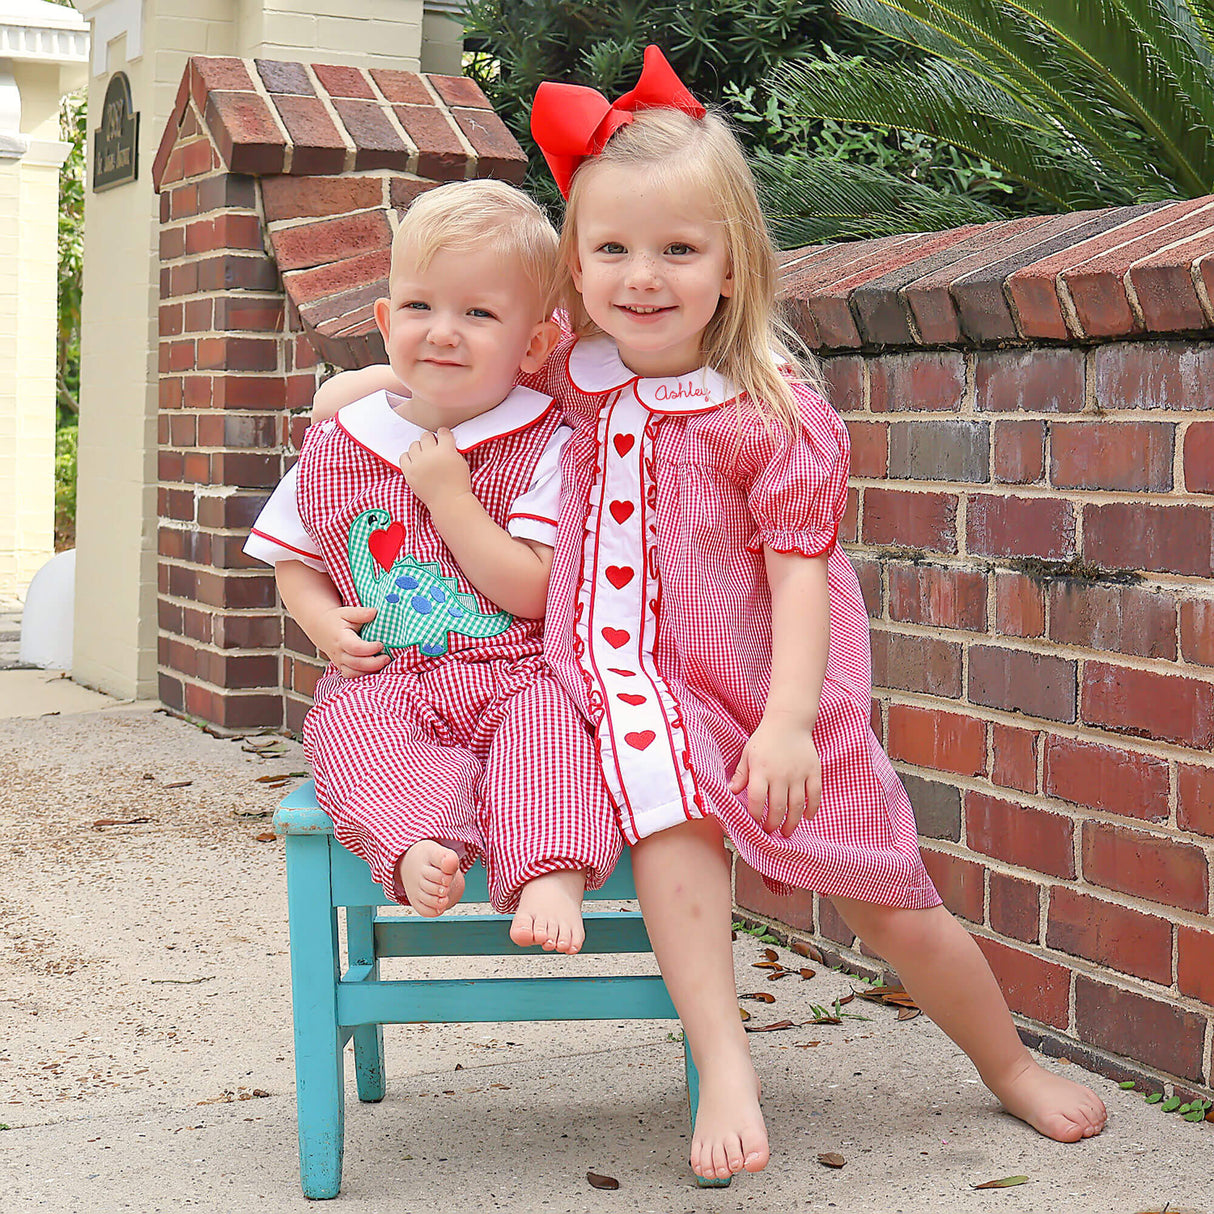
[565, 334, 739, 415]
[335, 385, 555, 467]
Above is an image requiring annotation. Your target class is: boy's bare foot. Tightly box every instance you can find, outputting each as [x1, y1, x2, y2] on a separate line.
[509, 870, 586, 953]
[397, 841, 464, 916]
[690, 1052, 769, 1180]
[990, 1053, 1107, 1141]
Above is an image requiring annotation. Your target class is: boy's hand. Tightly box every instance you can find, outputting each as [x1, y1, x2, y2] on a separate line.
[400, 429, 473, 511]
[729, 711, 822, 837]
[317, 605, 390, 678]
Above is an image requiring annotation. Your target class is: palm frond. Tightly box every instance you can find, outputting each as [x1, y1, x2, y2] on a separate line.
[754, 150, 1007, 244]
[774, 57, 1149, 207]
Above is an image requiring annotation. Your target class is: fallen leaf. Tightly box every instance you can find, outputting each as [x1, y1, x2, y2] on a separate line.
[739, 992, 776, 1004]
[490, 1083, 510, 1090]
[93, 817, 152, 828]
[255, 772, 307, 783]
[587, 1171, 619, 1190]
[799, 967, 817, 980]
[454, 1063, 463, 1071]
[768, 969, 794, 981]
[149, 976, 213, 985]
[791, 940, 823, 962]
[163, 780, 193, 789]
[254, 832, 277, 843]
[739, 1007, 751, 1022]
[744, 1019, 797, 1033]
[835, 991, 854, 1006]
[760, 948, 779, 962]
[805, 1013, 842, 1025]
[897, 1008, 922, 1021]
[972, 1176, 1028, 1190]
[818, 1152, 846, 1168]
[753, 960, 784, 970]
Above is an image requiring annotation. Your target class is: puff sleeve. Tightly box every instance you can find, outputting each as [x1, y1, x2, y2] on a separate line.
[743, 383, 850, 558]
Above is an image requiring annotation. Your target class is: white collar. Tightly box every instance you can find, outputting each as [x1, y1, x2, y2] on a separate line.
[335, 385, 555, 467]
[564, 334, 739, 415]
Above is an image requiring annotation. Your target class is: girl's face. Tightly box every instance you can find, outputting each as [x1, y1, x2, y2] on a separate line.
[570, 162, 733, 378]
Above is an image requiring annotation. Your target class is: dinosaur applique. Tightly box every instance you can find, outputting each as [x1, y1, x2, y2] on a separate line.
[347, 509, 513, 657]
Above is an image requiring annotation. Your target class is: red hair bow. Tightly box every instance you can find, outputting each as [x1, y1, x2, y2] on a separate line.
[530, 45, 705, 198]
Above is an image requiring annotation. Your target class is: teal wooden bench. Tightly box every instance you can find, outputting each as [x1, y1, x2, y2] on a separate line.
[274, 779, 725, 1198]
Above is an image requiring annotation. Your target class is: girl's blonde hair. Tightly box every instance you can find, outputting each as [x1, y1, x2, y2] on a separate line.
[395, 179, 561, 317]
[557, 107, 823, 430]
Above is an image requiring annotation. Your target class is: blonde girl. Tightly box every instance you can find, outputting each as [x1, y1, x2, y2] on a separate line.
[524, 46, 1107, 1182]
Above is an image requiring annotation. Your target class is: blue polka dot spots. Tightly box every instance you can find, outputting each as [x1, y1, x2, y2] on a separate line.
[412, 595, 433, 615]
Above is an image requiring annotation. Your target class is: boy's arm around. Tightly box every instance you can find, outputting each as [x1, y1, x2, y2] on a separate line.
[312, 365, 406, 424]
[400, 428, 552, 619]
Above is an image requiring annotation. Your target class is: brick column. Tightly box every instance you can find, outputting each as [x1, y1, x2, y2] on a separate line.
[152, 55, 524, 732]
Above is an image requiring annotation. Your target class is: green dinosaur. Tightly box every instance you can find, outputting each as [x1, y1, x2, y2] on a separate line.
[347, 509, 513, 657]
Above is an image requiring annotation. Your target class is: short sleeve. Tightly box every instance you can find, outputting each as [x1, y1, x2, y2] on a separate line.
[743, 383, 850, 558]
[506, 424, 571, 547]
[244, 464, 327, 571]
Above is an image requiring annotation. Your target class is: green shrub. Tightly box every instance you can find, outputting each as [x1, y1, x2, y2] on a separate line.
[54, 425, 77, 551]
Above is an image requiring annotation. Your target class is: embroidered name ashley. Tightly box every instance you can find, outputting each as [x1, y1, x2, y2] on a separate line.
[653, 379, 710, 402]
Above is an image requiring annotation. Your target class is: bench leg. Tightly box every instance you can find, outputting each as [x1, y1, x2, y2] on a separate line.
[683, 1034, 731, 1189]
[347, 905, 386, 1103]
[285, 834, 346, 1199]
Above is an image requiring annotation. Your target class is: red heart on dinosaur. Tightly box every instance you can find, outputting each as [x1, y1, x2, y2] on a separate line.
[605, 565, 634, 589]
[624, 730, 655, 750]
[613, 433, 635, 457]
[368, 521, 405, 571]
[601, 627, 630, 648]
[609, 500, 635, 525]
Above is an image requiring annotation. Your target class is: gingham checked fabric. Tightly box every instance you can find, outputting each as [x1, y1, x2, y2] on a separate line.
[526, 335, 941, 909]
[305, 656, 621, 911]
[260, 388, 622, 909]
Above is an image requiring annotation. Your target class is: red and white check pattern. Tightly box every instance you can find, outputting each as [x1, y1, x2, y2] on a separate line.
[527, 336, 940, 909]
[305, 657, 621, 911]
[252, 388, 622, 909]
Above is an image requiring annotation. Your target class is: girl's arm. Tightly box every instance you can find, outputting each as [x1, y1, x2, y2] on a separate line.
[275, 560, 391, 678]
[312, 365, 405, 424]
[400, 429, 552, 618]
[729, 548, 829, 836]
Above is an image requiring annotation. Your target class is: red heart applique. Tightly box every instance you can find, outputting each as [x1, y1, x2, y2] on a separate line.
[607, 667, 637, 677]
[605, 565, 634, 589]
[609, 500, 635, 525]
[617, 693, 646, 706]
[613, 433, 636, 457]
[625, 730, 656, 750]
[601, 627, 630, 649]
[368, 520, 405, 571]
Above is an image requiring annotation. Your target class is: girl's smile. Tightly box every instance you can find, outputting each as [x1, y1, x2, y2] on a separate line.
[570, 163, 733, 379]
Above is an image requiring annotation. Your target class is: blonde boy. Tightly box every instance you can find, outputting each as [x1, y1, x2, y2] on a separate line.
[246, 181, 620, 951]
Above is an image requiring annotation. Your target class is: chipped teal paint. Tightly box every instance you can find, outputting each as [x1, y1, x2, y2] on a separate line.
[274, 779, 718, 1198]
[347, 509, 512, 656]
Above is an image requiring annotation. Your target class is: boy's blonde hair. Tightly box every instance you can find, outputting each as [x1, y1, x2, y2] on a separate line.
[393, 179, 561, 317]
[558, 108, 823, 430]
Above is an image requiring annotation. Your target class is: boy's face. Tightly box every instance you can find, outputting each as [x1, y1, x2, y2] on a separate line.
[375, 242, 555, 431]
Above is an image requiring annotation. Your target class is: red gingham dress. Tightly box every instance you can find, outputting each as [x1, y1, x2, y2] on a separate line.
[529, 336, 940, 908]
[245, 387, 622, 911]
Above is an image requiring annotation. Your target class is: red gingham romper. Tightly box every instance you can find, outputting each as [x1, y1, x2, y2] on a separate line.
[529, 336, 940, 908]
[245, 387, 622, 911]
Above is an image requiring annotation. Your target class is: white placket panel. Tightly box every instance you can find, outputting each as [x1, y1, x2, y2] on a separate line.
[576, 389, 700, 843]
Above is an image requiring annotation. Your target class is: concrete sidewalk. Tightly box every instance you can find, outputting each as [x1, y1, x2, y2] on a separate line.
[0, 673, 1210, 1213]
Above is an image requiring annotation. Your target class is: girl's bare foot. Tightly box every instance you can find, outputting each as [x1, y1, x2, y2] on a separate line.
[509, 870, 586, 953]
[397, 841, 464, 916]
[990, 1053, 1107, 1141]
[690, 1052, 769, 1180]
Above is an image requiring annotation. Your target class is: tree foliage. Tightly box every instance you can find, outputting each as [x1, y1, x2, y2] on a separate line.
[459, 0, 882, 207]
[764, 0, 1214, 244]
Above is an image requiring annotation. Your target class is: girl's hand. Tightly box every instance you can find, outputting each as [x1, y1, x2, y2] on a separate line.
[400, 429, 473, 511]
[317, 605, 390, 678]
[729, 712, 822, 837]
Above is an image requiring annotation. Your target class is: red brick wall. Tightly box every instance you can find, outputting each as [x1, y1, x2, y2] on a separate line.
[737, 212, 1214, 1096]
[152, 57, 525, 733]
